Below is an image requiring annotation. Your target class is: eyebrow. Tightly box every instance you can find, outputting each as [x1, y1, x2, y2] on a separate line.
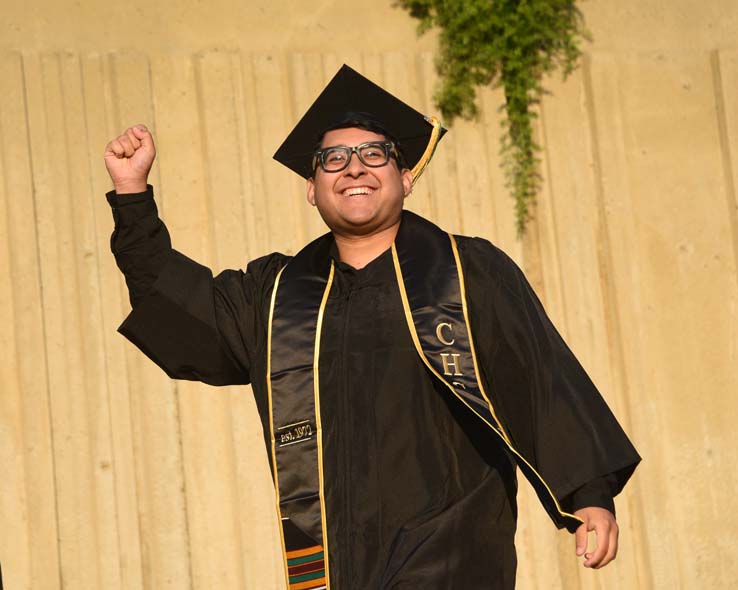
[319, 141, 388, 149]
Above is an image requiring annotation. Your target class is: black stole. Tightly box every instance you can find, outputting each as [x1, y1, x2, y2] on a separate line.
[267, 211, 581, 589]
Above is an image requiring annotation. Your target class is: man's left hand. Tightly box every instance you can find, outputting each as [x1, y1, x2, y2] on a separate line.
[573, 506, 618, 568]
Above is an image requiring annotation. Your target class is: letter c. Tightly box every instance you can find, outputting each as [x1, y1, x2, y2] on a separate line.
[436, 322, 455, 346]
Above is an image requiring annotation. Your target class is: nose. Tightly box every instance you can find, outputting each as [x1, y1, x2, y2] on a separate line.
[343, 150, 367, 177]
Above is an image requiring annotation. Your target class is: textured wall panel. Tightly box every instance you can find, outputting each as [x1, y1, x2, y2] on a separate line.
[0, 52, 61, 590]
[0, 45, 737, 590]
[587, 50, 738, 589]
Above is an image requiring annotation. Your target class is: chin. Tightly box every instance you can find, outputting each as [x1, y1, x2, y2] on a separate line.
[344, 214, 402, 236]
[323, 209, 374, 230]
[335, 220, 381, 236]
[317, 203, 402, 236]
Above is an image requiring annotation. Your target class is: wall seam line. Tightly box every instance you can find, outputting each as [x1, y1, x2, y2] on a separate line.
[710, 50, 738, 296]
[164, 51, 196, 590]
[581, 51, 652, 589]
[80, 50, 130, 590]
[224, 50, 251, 590]
[20, 50, 65, 590]
[109, 50, 148, 590]
[0, 51, 33, 589]
[537, 98, 569, 332]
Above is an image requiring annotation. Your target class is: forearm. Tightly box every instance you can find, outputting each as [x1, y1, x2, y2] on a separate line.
[107, 185, 172, 307]
[107, 187, 254, 385]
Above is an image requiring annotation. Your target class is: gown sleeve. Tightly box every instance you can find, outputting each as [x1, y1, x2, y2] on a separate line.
[565, 474, 618, 515]
[107, 186, 287, 386]
[459, 236, 640, 519]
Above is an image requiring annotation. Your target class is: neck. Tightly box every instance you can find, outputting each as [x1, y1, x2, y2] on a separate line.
[333, 221, 400, 269]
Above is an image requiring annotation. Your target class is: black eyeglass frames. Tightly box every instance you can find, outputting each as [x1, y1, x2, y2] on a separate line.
[312, 141, 398, 173]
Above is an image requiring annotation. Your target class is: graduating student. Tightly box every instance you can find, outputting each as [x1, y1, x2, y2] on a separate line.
[104, 65, 640, 590]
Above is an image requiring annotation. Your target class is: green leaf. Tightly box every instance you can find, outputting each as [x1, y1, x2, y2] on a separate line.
[396, 0, 589, 236]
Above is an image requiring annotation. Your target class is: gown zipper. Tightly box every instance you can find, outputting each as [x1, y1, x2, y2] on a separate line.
[340, 287, 353, 588]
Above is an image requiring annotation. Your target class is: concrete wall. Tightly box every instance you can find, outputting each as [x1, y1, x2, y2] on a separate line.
[1, 1, 737, 589]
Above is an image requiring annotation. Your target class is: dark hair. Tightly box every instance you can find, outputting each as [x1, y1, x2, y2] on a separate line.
[312, 112, 409, 174]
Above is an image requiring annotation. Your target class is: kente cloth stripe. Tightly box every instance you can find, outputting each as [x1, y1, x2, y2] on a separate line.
[289, 572, 327, 589]
[287, 544, 326, 589]
[289, 559, 325, 575]
[286, 544, 323, 559]
[288, 550, 324, 566]
[291, 570, 326, 583]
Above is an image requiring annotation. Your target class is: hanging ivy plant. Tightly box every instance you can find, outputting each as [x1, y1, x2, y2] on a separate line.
[397, 0, 589, 235]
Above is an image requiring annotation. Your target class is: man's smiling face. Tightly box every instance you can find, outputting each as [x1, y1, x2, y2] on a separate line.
[306, 127, 413, 238]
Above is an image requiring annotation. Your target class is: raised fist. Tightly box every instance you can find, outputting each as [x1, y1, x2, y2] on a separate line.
[104, 124, 156, 194]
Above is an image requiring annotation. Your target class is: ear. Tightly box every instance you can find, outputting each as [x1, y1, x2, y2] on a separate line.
[306, 177, 316, 206]
[401, 169, 413, 198]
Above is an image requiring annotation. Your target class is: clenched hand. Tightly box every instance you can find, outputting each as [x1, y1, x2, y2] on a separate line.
[104, 124, 156, 194]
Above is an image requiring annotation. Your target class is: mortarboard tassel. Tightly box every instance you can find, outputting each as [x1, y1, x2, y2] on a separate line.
[410, 116, 444, 186]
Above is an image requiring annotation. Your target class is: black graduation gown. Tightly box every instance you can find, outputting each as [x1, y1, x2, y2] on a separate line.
[108, 189, 640, 589]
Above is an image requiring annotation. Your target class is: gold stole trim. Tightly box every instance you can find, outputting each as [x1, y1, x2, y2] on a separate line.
[391, 233, 583, 528]
[312, 263, 334, 588]
[266, 265, 288, 588]
[266, 212, 585, 590]
[267, 262, 334, 589]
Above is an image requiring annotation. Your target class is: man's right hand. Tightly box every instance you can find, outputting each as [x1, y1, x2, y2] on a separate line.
[104, 124, 156, 194]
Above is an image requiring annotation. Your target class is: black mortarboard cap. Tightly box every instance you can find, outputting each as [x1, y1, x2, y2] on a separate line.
[273, 64, 446, 179]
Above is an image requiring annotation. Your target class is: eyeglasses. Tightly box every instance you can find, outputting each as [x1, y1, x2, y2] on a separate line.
[313, 141, 398, 173]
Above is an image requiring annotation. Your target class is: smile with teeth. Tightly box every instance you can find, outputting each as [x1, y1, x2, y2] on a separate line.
[342, 186, 375, 197]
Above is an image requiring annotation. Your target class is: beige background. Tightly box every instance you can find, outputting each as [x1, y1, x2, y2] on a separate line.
[1, 1, 737, 589]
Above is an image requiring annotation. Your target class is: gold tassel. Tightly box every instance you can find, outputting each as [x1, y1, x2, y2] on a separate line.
[410, 116, 444, 186]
